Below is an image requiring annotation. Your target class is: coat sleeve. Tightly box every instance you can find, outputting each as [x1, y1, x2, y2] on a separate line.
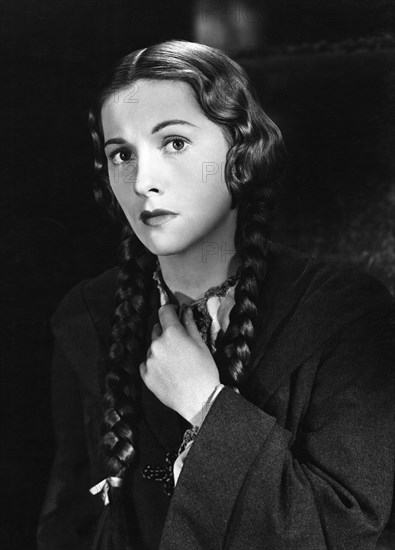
[37, 291, 102, 550]
[160, 307, 395, 550]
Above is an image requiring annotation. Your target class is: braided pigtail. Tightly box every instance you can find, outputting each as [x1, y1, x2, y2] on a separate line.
[217, 190, 274, 389]
[94, 226, 155, 549]
[87, 39, 286, 546]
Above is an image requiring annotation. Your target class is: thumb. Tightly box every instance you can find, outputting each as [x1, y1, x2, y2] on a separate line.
[182, 307, 204, 344]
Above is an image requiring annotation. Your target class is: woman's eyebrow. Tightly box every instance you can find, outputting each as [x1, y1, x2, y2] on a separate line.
[104, 137, 128, 149]
[151, 119, 199, 134]
[104, 119, 198, 149]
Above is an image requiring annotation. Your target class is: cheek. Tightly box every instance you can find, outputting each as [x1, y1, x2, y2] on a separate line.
[108, 178, 120, 202]
[109, 182, 139, 226]
[194, 189, 232, 227]
[108, 174, 129, 205]
[198, 160, 227, 187]
[108, 162, 137, 196]
[110, 186, 126, 214]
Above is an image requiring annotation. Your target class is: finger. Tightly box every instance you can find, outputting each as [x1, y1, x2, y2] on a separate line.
[139, 361, 147, 379]
[157, 303, 181, 329]
[151, 322, 162, 341]
[182, 307, 204, 343]
[146, 345, 152, 360]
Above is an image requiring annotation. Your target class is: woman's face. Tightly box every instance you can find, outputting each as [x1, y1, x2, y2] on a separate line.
[101, 79, 237, 258]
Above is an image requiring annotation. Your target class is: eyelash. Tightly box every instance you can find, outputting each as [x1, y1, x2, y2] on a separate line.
[108, 136, 189, 166]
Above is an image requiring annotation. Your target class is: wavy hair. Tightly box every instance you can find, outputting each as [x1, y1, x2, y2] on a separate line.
[88, 39, 286, 548]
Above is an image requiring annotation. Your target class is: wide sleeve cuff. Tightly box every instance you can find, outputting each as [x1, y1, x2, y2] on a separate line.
[173, 384, 225, 486]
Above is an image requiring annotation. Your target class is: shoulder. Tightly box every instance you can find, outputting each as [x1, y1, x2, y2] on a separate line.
[250, 243, 395, 402]
[51, 266, 119, 347]
[266, 240, 394, 313]
[262, 241, 395, 362]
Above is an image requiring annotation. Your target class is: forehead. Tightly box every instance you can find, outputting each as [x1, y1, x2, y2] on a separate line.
[101, 79, 204, 136]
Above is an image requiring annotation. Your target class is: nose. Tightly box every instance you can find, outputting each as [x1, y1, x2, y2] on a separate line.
[132, 151, 162, 198]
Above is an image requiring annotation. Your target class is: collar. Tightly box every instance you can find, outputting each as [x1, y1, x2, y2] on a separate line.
[152, 260, 241, 352]
[80, 241, 393, 406]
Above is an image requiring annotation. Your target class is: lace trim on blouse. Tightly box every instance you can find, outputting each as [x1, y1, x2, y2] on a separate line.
[152, 260, 241, 353]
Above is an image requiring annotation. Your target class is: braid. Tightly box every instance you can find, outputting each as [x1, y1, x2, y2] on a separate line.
[87, 39, 286, 547]
[218, 189, 275, 388]
[95, 225, 155, 549]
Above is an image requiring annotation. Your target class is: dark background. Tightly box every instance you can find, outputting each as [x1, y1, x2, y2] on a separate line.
[1, 1, 395, 548]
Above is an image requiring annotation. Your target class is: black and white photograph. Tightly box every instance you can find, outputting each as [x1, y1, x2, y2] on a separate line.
[1, 1, 395, 549]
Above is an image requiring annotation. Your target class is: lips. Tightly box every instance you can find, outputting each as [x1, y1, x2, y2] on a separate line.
[140, 209, 178, 225]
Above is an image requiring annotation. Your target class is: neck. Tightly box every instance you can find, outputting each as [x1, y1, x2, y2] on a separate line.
[157, 241, 242, 306]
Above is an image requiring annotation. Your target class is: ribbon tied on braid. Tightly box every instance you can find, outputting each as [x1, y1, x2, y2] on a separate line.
[89, 476, 123, 506]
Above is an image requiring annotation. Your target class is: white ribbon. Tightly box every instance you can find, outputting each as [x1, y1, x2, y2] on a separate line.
[89, 476, 122, 506]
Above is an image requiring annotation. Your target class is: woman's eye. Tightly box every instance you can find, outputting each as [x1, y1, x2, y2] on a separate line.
[164, 137, 189, 154]
[108, 149, 133, 165]
[108, 138, 189, 166]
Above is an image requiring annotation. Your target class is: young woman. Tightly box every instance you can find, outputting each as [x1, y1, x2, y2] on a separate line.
[38, 40, 395, 550]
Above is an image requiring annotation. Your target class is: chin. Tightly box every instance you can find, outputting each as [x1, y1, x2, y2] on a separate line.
[140, 238, 191, 258]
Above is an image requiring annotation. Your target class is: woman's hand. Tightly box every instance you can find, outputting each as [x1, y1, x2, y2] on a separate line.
[139, 304, 220, 425]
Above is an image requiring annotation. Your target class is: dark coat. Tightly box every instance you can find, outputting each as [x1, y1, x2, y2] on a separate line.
[37, 242, 395, 550]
